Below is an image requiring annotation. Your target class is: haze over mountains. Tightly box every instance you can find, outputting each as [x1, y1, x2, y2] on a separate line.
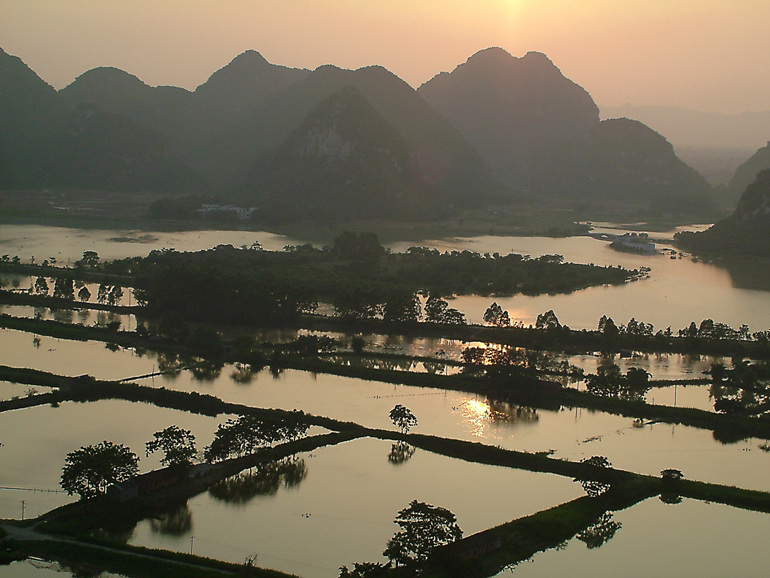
[2, 45, 768, 223]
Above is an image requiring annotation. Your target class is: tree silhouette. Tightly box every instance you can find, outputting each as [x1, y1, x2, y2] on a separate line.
[389, 404, 418, 434]
[574, 455, 612, 497]
[61, 441, 139, 499]
[146, 425, 197, 467]
[383, 500, 462, 567]
[483, 301, 511, 327]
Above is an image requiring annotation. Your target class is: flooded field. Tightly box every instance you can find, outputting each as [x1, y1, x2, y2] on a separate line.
[2, 224, 770, 577]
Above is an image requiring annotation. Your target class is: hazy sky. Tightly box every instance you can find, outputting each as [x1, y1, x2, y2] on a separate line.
[2, 0, 769, 114]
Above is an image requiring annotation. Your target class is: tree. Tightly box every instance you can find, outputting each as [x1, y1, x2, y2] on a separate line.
[598, 315, 618, 339]
[33, 276, 49, 296]
[383, 500, 463, 567]
[576, 512, 621, 549]
[483, 302, 511, 327]
[535, 309, 561, 330]
[146, 425, 197, 467]
[60, 441, 139, 499]
[331, 231, 386, 263]
[107, 285, 124, 306]
[77, 286, 92, 302]
[388, 441, 416, 465]
[204, 414, 309, 463]
[52, 277, 75, 300]
[586, 363, 651, 402]
[97, 283, 109, 304]
[76, 250, 100, 268]
[424, 295, 466, 325]
[389, 404, 417, 434]
[574, 455, 612, 498]
[338, 562, 392, 577]
[383, 291, 422, 323]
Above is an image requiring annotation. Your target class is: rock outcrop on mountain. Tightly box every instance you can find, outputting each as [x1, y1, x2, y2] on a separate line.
[676, 170, 770, 257]
[419, 47, 712, 209]
[243, 86, 455, 221]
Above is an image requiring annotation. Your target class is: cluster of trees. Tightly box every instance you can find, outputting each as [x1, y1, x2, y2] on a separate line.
[61, 426, 200, 499]
[60, 440, 140, 500]
[73, 232, 633, 327]
[574, 455, 612, 498]
[203, 413, 309, 463]
[584, 363, 651, 402]
[332, 291, 466, 325]
[28, 275, 124, 305]
[60, 415, 309, 499]
[598, 315, 760, 342]
[710, 360, 770, 416]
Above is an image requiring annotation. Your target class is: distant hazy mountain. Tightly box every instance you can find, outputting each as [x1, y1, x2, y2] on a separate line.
[60, 66, 192, 143]
[546, 118, 713, 215]
[0, 47, 67, 187]
[50, 103, 203, 193]
[601, 104, 770, 190]
[600, 105, 770, 151]
[418, 48, 710, 209]
[243, 86, 448, 221]
[192, 50, 309, 125]
[419, 48, 598, 188]
[677, 169, 770, 257]
[59, 51, 312, 187]
[204, 62, 503, 200]
[729, 143, 770, 200]
[1, 44, 723, 223]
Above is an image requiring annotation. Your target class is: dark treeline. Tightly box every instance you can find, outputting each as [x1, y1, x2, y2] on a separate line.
[73, 232, 635, 326]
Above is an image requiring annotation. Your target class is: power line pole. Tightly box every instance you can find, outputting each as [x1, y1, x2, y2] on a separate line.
[190, 535, 194, 555]
[21, 500, 25, 521]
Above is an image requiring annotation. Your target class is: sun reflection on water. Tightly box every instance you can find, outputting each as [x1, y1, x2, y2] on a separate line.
[455, 398, 540, 438]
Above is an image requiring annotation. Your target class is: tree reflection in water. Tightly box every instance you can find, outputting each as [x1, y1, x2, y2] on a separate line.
[422, 361, 447, 375]
[189, 359, 224, 381]
[150, 502, 193, 536]
[53, 308, 74, 324]
[230, 362, 257, 384]
[576, 512, 621, 549]
[388, 441, 416, 465]
[208, 457, 307, 504]
[457, 397, 539, 437]
[157, 352, 185, 377]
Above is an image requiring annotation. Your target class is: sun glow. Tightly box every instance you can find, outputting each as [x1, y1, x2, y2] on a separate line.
[459, 399, 493, 437]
